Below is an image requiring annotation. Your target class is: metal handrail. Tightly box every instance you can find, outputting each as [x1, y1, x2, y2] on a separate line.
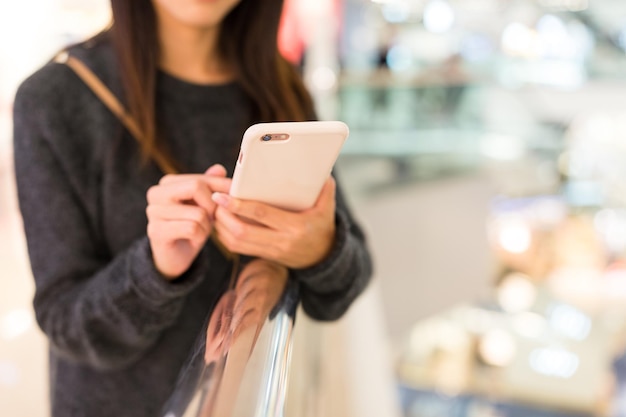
[256, 308, 295, 417]
[162, 273, 298, 417]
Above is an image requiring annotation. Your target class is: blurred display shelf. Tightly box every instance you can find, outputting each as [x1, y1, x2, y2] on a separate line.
[393, 191, 626, 417]
[396, 299, 618, 417]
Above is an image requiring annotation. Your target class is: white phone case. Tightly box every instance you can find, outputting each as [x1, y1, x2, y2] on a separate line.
[230, 121, 349, 211]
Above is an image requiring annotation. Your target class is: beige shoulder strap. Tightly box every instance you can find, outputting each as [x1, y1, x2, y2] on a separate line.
[55, 52, 237, 262]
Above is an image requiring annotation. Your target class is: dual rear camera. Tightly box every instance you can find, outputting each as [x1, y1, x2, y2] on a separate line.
[260, 134, 290, 142]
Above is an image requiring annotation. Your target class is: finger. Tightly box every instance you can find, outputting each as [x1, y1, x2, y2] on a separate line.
[230, 291, 266, 326]
[213, 216, 279, 261]
[213, 206, 281, 251]
[205, 164, 227, 177]
[230, 308, 264, 341]
[147, 219, 210, 246]
[231, 284, 283, 335]
[147, 204, 212, 234]
[214, 227, 281, 264]
[205, 291, 235, 363]
[158, 166, 227, 186]
[211, 192, 294, 229]
[235, 259, 285, 291]
[232, 290, 261, 318]
[209, 178, 232, 195]
[235, 278, 266, 308]
[234, 282, 282, 315]
[158, 174, 232, 191]
[208, 291, 235, 338]
[159, 174, 204, 185]
[147, 180, 217, 213]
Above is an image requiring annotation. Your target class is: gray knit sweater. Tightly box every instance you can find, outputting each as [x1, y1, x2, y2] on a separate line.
[13, 38, 372, 417]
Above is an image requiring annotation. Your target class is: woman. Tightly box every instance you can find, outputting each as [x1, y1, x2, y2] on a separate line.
[13, 0, 372, 416]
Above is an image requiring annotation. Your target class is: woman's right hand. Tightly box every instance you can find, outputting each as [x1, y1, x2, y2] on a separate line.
[146, 164, 231, 279]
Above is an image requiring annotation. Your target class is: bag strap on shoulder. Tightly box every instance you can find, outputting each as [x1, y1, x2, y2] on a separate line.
[55, 52, 144, 151]
[55, 51, 237, 263]
[54, 51, 179, 175]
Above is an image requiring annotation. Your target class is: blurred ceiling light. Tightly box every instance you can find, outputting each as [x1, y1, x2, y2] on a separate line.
[310, 67, 337, 91]
[496, 218, 532, 254]
[423, 0, 455, 34]
[548, 304, 592, 341]
[460, 34, 495, 62]
[0, 308, 34, 341]
[567, 20, 594, 59]
[539, 60, 586, 89]
[497, 273, 537, 313]
[387, 45, 413, 72]
[529, 348, 579, 378]
[479, 329, 516, 367]
[535, 15, 592, 63]
[502, 23, 538, 58]
[536, 14, 572, 59]
[382, 2, 410, 23]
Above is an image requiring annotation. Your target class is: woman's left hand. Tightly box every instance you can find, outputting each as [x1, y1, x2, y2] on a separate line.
[211, 178, 337, 269]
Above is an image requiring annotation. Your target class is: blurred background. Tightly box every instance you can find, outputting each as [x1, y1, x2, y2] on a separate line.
[3, 0, 626, 416]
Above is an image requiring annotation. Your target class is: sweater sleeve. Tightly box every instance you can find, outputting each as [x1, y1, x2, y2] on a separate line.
[290, 177, 373, 321]
[13, 66, 209, 371]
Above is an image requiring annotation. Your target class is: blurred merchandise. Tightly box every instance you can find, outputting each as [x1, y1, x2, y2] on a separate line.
[397, 191, 626, 417]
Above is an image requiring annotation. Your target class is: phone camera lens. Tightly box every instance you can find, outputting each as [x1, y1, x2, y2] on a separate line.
[262, 134, 272, 141]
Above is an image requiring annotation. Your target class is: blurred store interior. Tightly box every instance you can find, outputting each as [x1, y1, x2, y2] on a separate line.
[3, 0, 626, 416]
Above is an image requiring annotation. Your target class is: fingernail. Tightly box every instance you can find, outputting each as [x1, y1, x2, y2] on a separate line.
[212, 192, 229, 206]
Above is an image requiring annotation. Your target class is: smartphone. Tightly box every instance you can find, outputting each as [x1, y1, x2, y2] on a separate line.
[230, 121, 349, 211]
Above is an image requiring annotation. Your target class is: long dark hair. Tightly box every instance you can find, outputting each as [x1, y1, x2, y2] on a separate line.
[109, 0, 315, 174]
